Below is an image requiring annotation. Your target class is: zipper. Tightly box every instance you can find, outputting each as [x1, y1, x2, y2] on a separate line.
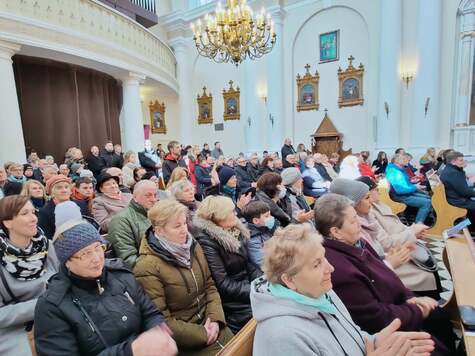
[190, 268, 202, 320]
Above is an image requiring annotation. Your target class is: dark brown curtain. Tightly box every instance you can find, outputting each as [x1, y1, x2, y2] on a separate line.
[13, 55, 122, 161]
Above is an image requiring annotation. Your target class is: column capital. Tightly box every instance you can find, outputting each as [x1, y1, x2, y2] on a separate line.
[169, 37, 191, 54]
[267, 6, 286, 25]
[0, 40, 21, 61]
[122, 72, 146, 85]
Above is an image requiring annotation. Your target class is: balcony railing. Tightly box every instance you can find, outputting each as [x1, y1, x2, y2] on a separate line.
[99, 0, 158, 27]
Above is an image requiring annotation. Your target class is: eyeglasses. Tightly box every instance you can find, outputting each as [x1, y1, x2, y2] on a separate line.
[72, 243, 106, 261]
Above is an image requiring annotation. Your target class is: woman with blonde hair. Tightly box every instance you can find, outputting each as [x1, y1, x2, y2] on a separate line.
[135, 199, 233, 355]
[251, 223, 435, 356]
[20, 180, 47, 212]
[122, 150, 139, 188]
[194, 195, 262, 333]
[166, 167, 189, 190]
[338, 155, 361, 180]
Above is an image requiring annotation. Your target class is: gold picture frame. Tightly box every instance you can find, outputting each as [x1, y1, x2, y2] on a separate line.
[197, 86, 213, 124]
[223, 80, 240, 121]
[149, 100, 167, 134]
[296, 64, 320, 112]
[338, 55, 364, 108]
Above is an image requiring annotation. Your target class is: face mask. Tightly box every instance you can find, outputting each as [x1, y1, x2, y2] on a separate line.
[278, 186, 287, 199]
[264, 216, 275, 230]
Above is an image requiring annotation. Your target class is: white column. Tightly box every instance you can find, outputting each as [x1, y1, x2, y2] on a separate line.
[454, 34, 474, 126]
[171, 38, 193, 145]
[376, 0, 402, 150]
[410, 0, 442, 149]
[121, 72, 146, 153]
[0, 40, 26, 164]
[266, 9, 285, 152]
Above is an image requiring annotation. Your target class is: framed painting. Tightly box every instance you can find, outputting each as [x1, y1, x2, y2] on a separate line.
[197, 86, 213, 124]
[149, 100, 167, 134]
[338, 55, 364, 108]
[319, 30, 339, 63]
[296, 64, 320, 112]
[223, 80, 240, 121]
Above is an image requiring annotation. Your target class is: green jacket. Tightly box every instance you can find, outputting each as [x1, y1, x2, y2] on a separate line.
[108, 199, 150, 269]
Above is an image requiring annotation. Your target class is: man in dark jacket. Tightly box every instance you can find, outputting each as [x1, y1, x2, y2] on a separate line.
[440, 151, 475, 219]
[85, 145, 105, 177]
[201, 143, 211, 159]
[235, 156, 255, 190]
[100, 141, 122, 168]
[281, 138, 296, 161]
[162, 140, 187, 184]
[247, 153, 260, 182]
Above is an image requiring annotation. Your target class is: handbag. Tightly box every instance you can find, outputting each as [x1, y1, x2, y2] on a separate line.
[410, 240, 439, 272]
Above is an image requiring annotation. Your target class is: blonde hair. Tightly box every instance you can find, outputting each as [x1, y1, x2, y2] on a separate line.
[196, 195, 235, 224]
[21, 180, 47, 200]
[148, 199, 188, 227]
[263, 224, 323, 284]
[166, 167, 189, 189]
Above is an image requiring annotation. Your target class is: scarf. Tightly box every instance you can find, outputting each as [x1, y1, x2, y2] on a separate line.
[222, 185, 236, 202]
[8, 175, 26, 184]
[269, 282, 337, 314]
[0, 228, 49, 280]
[31, 197, 46, 210]
[155, 233, 192, 268]
[71, 187, 93, 202]
[104, 191, 122, 200]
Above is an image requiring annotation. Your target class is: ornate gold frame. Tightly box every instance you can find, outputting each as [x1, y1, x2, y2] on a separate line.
[338, 55, 364, 108]
[149, 100, 167, 134]
[197, 86, 213, 124]
[223, 80, 240, 121]
[296, 64, 320, 112]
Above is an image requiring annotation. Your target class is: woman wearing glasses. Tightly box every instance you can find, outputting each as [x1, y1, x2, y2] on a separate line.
[34, 221, 177, 356]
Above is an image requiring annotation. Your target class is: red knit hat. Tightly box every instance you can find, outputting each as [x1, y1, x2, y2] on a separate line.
[46, 174, 71, 195]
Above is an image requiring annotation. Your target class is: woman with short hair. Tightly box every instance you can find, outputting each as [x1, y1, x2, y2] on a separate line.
[122, 150, 139, 189]
[169, 180, 199, 235]
[0, 195, 59, 356]
[135, 199, 233, 355]
[251, 223, 435, 356]
[20, 180, 47, 213]
[255, 172, 291, 227]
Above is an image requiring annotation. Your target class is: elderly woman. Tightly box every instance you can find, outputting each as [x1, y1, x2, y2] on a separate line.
[168, 180, 199, 235]
[166, 167, 189, 190]
[21, 180, 47, 213]
[7, 163, 27, 184]
[259, 156, 275, 176]
[0, 195, 59, 356]
[92, 172, 132, 233]
[338, 155, 361, 180]
[255, 172, 291, 227]
[134, 199, 233, 355]
[280, 168, 313, 224]
[122, 150, 139, 189]
[313, 193, 455, 354]
[302, 156, 331, 198]
[34, 221, 176, 356]
[194, 196, 262, 334]
[38, 175, 88, 239]
[251, 224, 436, 356]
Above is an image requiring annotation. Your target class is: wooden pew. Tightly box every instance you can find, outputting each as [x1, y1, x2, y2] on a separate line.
[377, 181, 407, 215]
[425, 182, 467, 238]
[217, 319, 257, 356]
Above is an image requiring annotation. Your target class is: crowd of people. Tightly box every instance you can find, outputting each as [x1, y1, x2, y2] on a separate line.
[0, 137, 470, 355]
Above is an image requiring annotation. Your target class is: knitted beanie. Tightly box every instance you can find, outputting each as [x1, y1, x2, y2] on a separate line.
[54, 201, 82, 231]
[45, 174, 71, 195]
[281, 167, 301, 186]
[54, 222, 103, 264]
[218, 166, 236, 186]
[329, 178, 369, 205]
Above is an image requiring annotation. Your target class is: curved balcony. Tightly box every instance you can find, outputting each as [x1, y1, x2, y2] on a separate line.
[0, 0, 177, 91]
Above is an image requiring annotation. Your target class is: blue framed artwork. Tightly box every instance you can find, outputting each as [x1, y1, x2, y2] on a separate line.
[319, 30, 339, 63]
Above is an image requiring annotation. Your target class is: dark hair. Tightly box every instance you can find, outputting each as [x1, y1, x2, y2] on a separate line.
[377, 151, 388, 163]
[241, 200, 270, 222]
[75, 177, 93, 188]
[395, 147, 405, 154]
[0, 195, 31, 231]
[446, 151, 464, 164]
[313, 193, 352, 237]
[263, 150, 269, 154]
[167, 140, 180, 152]
[214, 141, 220, 146]
[441, 149, 455, 163]
[260, 156, 274, 169]
[257, 172, 282, 199]
[133, 167, 146, 182]
[356, 176, 377, 191]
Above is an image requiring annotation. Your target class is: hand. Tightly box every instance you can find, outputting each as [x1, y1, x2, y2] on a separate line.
[204, 318, 219, 345]
[236, 192, 252, 210]
[372, 165, 378, 172]
[411, 223, 429, 238]
[468, 175, 475, 183]
[296, 210, 313, 223]
[155, 163, 162, 169]
[131, 325, 178, 356]
[386, 244, 412, 269]
[407, 297, 438, 319]
[416, 183, 426, 190]
[251, 182, 257, 188]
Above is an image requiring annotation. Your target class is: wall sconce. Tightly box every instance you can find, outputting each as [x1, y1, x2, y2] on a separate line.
[257, 86, 267, 103]
[424, 97, 430, 117]
[401, 72, 414, 89]
[247, 116, 251, 127]
[269, 113, 274, 127]
[384, 101, 390, 119]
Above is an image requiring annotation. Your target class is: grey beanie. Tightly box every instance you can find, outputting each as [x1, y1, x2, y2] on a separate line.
[54, 201, 82, 231]
[329, 178, 369, 205]
[281, 167, 301, 186]
[54, 222, 104, 264]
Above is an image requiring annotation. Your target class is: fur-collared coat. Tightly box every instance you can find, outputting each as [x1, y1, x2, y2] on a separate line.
[193, 216, 263, 334]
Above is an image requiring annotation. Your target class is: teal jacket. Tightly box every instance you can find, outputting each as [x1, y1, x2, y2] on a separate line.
[385, 163, 416, 195]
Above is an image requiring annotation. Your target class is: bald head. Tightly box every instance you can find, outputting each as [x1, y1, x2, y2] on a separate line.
[133, 180, 158, 210]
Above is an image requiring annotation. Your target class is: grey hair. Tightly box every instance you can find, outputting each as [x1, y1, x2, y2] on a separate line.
[168, 179, 194, 199]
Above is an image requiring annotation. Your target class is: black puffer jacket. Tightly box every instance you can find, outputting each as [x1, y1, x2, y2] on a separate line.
[193, 217, 262, 334]
[34, 259, 164, 356]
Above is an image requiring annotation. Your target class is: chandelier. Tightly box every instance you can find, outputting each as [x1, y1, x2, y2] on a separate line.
[191, 0, 277, 66]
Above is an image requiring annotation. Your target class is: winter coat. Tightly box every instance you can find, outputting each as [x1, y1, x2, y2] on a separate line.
[251, 278, 372, 356]
[138, 151, 160, 175]
[359, 163, 375, 179]
[34, 259, 164, 356]
[92, 193, 132, 233]
[247, 163, 260, 182]
[211, 148, 224, 159]
[372, 159, 388, 175]
[246, 223, 274, 267]
[193, 217, 263, 334]
[323, 238, 423, 334]
[255, 190, 291, 227]
[108, 200, 150, 269]
[280, 144, 296, 161]
[316, 163, 333, 182]
[440, 163, 475, 208]
[38, 199, 89, 239]
[195, 164, 213, 196]
[358, 212, 437, 292]
[302, 167, 328, 197]
[100, 150, 122, 168]
[134, 230, 233, 354]
[162, 154, 187, 184]
[121, 163, 137, 189]
[281, 188, 311, 223]
[85, 155, 105, 177]
[235, 165, 253, 190]
[385, 163, 417, 196]
[0, 234, 59, 356]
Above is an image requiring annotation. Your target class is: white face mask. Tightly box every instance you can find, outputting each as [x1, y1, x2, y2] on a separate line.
[278, 186, 287, 199]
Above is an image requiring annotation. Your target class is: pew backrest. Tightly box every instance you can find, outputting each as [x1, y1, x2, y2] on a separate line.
[217, 319, 257, 356]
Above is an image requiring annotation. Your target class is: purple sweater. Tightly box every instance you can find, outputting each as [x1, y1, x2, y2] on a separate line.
[323, 238, 423, 334]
